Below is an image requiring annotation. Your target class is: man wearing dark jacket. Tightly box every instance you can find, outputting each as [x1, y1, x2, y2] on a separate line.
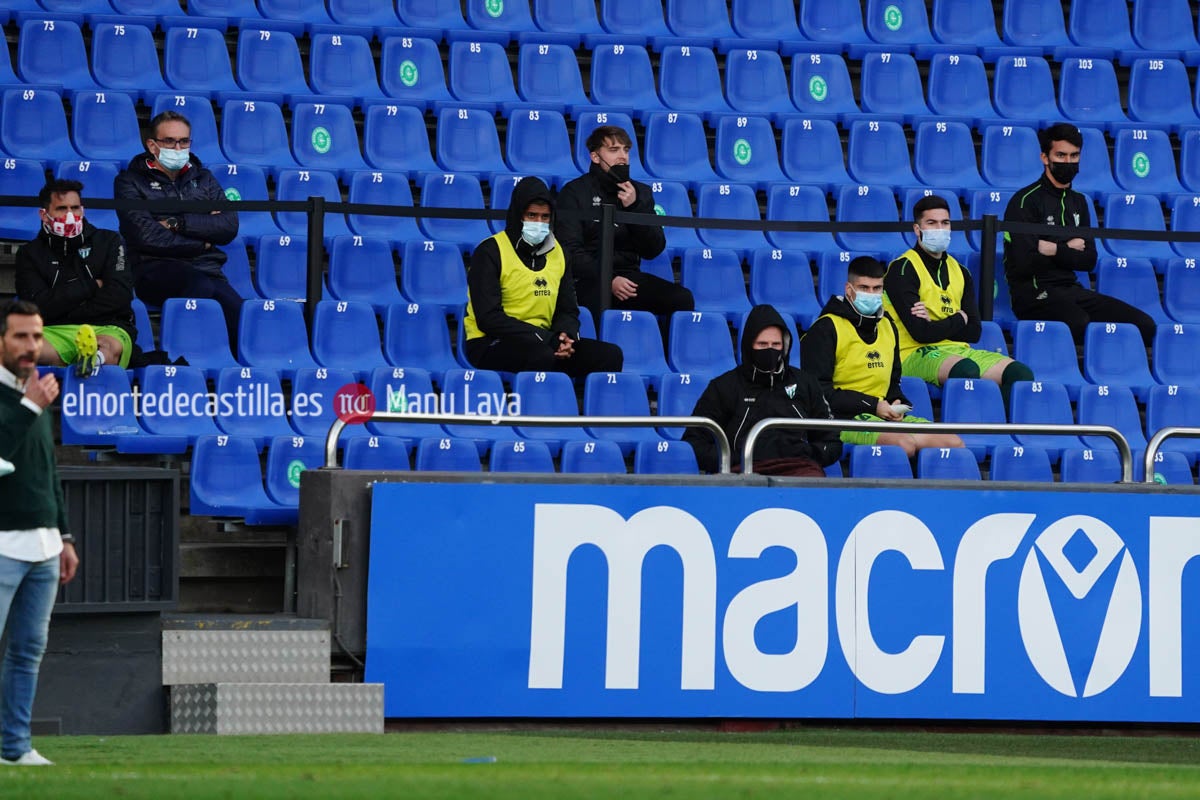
[802, 257, 963, 457]
[114, 110, 240, 348]
[556, 125, 694, 319]
[463, 176, 623, 376]
[15, 180, 136, 374]
[1003, 122, 1155, 345]
[684, 304, 841, 476]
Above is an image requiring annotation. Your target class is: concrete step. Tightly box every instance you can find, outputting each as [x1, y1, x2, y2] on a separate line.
[170, 683, 383, 734]
[162, 614, 329, 685]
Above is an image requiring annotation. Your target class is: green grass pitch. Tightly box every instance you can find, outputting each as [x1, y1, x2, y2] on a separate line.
[2, 728, 1199, 798]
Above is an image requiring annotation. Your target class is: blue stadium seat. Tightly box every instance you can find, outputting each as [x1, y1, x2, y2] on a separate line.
[969, 250, 1018, 331]
[779, 119, 852, 195]
[346, 169, 423, 248]
[130, 297, 156, 352]
[382, 303, 460, 381]
[362, 366, 438, 443]
[237, 297, 318, 375]
[532, 0, 606, 46]
[634, 438, 700, 474]
[816, 254, 851, 305]
[415, 436, 483, 471]
[275, 169, 352, 241]
[667, 310, 735, 378]
[1076, 382, 1148, 453]
[981, 127, 1040, 190]
[1009, 380, 1084, 460]
[163, 25, 240, 97]
[1073, 126, 1123, 201]
[151, 94, 225, 166]
[399, 239, 467, 315]
[489, 439, 556, 473]
[790, 52, 861, 122]
[977, 321, 1009, 358]
[1101, 192, 1176, 265]
[798, 0, 874, 51]
[446, 40, 522, 112]
[573, 110, 650, 180]
[440, 367, 515, 453]
[642, 112, 719, 186]
[834, 184, 909, 256]
[713, 115, 786, 188]
[1164, 258, 1200, 323]
[309, 33, 386, 105]
[0, 88, 79, 164]
[435, 106, 506, 176]
[916, 447, 981, 480]
[664, 0, 735, 45]
[599, 309, 670, 387]
[749, 248, 821, 328]
[71, 91, 141, 163]
[161, 298, 237, 377]
[1083, 321, 1155, 401]
[17, 18, 98, 94]
[1095, 256, 1170, 325]
[913, 121, 988, 196]
[849, 444, 913, 479]
[218, 241, 258, 300]
[992, 55, 1060, 128]
[1127, 59, 1200, 133]
[289, 367, 372, 443]
[516, 43, 590, 113]
[361, 105, 439, 179]
[990, 444, 1054, 482]
[464, 0, 538, 43]
[1132, 0, 1200, 63]
[379, 37, 454, 110]
[209, 163, 283, 243]
[185, 0, 264, 26]
[561, 439, 626, 474]
[235, 28, 310, 104]
[213, 366, 296, 448]
[1146, 383, 1200, 464]
[92, 23, 170, 103]
[262, 435, 325, 520]
[327, 235, 404, 312]
[1002, 0, 1074, 53]
[925, 53, 1001, 128]
[1058, 57, 1130, 132]
[846, 120, 919, 192]
[680, 247, 753, 321]
[1067, 0, 1138, 57]
[487, 176, 521, 233]
[1060, 448, 1122, 483]
[588, 43, 666, 118]
[190, 435, 295, 525]
[220, 99, 299, 175]
[658, 45, 733, 118]
[327, 0, 402, 30]
[577, 306, 597, 340]
[1013, 320, 1085, 400]
[258, 0, 333, 27]
[1153, 323, 1200, 386]
[583, 371, 659, 455]
[941, 377, 1017, 460]
[417, 172, 493, 250]
[505, 108, 576, 187]
[396, 0, 471, 36]
[311, 299, 389, 374]
[695, 182, 770, 256]
[899, 375, 935, 420]
[53, 160, 120, 233]
[864, 0, 943, 54]
[1147, 450, 1195, 485]
[725, 49, 796, 119]
[1170, 195, 1200, 261]
[764, 184, 841, 259]
[858, 52, 931, 124]
[343, 436, 411, 470]
[510, 370, 591, 456]
[657, 371, 706, 439]
[649, 180, 704, 256]
[1112, 128, 1186, 200]
[929, 0, 1005, 54]
[59, 367, 175, 453]
[108, 0, 189, 19]
[292, 102, 368, 177]
[729, 0, 806, 51]
[967, 190, 1013, 251]
[599, 0, 672, 45]
[136, 365, 221, 445]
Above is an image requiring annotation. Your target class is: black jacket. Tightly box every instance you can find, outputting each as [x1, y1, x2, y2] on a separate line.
[114, 152, 239, 278]
[684, 304, 842, 472]
[466, 176, 581, 343]
[15, 220, 136, 339]
[555, 164, 667, 285]
[800, 296, 909, 419]
[1002, 173, 1098, 293]
[884, 246, 981, 345]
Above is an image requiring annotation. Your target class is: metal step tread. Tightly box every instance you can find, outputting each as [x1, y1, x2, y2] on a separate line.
[170, 682, 384, 735]
[162, 617, 330, 686]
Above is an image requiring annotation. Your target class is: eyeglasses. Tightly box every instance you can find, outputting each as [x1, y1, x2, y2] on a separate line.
[154, 137, 191, 148]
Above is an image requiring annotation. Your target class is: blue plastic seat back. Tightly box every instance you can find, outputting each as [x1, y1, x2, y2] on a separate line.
[364, 365, 443, 440]
[208, 162, 282, 243]
[993, 55, 1059, 123]
[532, 0, 605, 37]
[695, 182, 770, 254]
[930, 0, 1003, 48]
[748, 247, 821, 327]
[834, 184, 910, 255]
[236, 27, 309, 97]
[1153, 323, 1200, 386]
[288, 367, 373, 441]
[189, 435, 272, 517]
[213, 366, 296, 442]
[328, 235, 404, 308]
[847, 119, 918, 189]
[1102, 192, 1175, 262]
[658, 45, 731, 115]
[1067, 0, 1136, 51]
[926, 53, 998, 122]
[1009, 380, 1084, 457]
[130, 297, 156, 352]
[400, 239, 468, 313]
[72, 91, 140, 163]
[436, 106, 506, 176]
[346, 169, 423, 247]
[634, 438, 700, 474]
[1060, 448, 1122, 484]
[1128, 59, 1197, 128]
[713, 115, 785, 185]
[940, 376, 1016, 459]
[238, 297, 318, 373]
[343, 436, 411, 470]
[505, 108, 576, 180]
[916, 447, 981, 480]
[415, 436, 482, 471]
[643, 112, 718, 183]
[1113, 128, 1184, 196]
[561, 439, 626, 474]
[510, 370, 588, 450]
[328, 0, 402, 27]
[54, 160, 121, 233]
[859, 52, 931, 120]
[1, 88, 79, 163]
[898, 375, 934, 421]
[275, 169, 352, 238]
[382, 303, 460, 378]
[311, 299, 388, 371]
[976, 320, 1010, 356]
[397, 0, 469, 31]
[258, 0, 333, 26]
[649, 180, 704, 254]
[1059, 58, 1128, 128]
[517, 43, 589, 107]
[599, 0, 672, 39]
[164, 26, 239, 95]
[1147, 450, 1195, 484]
[254, 234, 307, 300]
[489, 439, 556, 473]
[187, 0, 264, 22]
[816, 254, 850, 304]
[137, 365, 222, 440]
[18, 18, 97, 91]
[799, 0, 871, 45]
[589, 43, 664, 113]
[730, 0, 803, 41]
[465, 0, 538, 37]
[1131, 0, 1199, 52]
[967, 190, 1013, 252]
[913, 120, 986, 191]
[161, 297, 237, 371]
[440, 368, 515, 445]
[447, 40, 521, 109]
[1073, 125, 1122, 199]
[865, 0, 936, 46]
[292, 102, 368, 172]
[417, 172, 493, 248]
[1147, 384, 1200, 463]
[667, 310, 735, 378]
[1172, 194, 1200, 258]
[990, 444, 1054, 482]
[221, 99, 298, 171]
[599, 309, 670, 380]
[850, 444, 913, 479]
[1164, 258, 1200, 323]
[92, 23, 169, 98]
[791, 52, 861, 119]
[680, 247, 753, 320]
[379, 37, 453, 108]
[309, 33, 384, 100]
[1002, 0, 1072, 50]
[1013, 320, 1085, 393]
[1095, 257, 1169, 325]
[59, 366, 143, 447]
[725, 49, 795, 116]
[981, 126, 1040, 189]
[1076, 383, 1148, 451]
[665, 0, 734, 39]
[152, 95, 225, 166]
[764, 182, 840, 257]
[656, 372, 707, 440]
[263, 433, 326, 507]
[1083, 321, 1155, 399]
[362, 104, 439, 176]
[582, 371, 657, 454]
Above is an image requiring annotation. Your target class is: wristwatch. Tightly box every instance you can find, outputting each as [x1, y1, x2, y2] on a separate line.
[163, 217, 181, 232]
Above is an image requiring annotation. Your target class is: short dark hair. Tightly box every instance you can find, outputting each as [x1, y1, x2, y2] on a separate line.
[37, 179, 84, 209]
[848, 256, 885, 280]
[913, 194, 950, 223]
[0, 299, 40, 336]
[1039, 122, 1082, 154]
[147, 110, 191, 141]
[585, 125, 632, 153]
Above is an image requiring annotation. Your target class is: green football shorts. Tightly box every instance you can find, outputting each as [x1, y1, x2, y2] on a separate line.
[901, 343, 1008, 384]
[42, 324, 133, 369]
[840, 412, 932, 445]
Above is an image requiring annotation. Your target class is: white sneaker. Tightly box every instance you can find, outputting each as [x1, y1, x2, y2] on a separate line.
[0, 749, 53, 766]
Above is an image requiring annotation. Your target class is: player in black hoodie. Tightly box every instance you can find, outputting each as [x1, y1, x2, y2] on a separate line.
[683, 304, 841, 475]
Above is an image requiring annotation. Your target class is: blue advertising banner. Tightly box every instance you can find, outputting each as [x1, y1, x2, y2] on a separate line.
[364, 482, 1200, 722]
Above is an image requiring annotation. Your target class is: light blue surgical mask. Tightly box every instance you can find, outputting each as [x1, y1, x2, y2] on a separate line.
[921, 227, 951, 255]
[851, 291, 883, 316]
[521, 220, 550, 245]
[156, 147, 190, 171]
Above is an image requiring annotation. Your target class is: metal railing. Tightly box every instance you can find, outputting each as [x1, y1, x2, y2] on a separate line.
[1143, 427, 1200, 483]
[741, 418, 1135, 482]
[323, 412, 733, 473]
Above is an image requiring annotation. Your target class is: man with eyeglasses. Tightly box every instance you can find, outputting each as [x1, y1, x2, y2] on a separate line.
[114, 111, 241, 349]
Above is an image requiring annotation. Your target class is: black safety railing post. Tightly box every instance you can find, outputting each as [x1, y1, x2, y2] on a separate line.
[305, 195, 326, 335]
[598, 203, 615, 315]
[979, 214, 998, 322]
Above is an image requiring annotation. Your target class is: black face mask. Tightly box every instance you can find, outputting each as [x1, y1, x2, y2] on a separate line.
[598, 159, 630, 187]
[748, 347, 784, 376]
[1048, 161, 1079, 185]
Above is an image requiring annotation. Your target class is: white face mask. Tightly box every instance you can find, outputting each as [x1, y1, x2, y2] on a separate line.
[921, 227, 952, 255]
[46, 211, 83, 239]
[156, 147, 190, 171]
[522, 220, 550, 245]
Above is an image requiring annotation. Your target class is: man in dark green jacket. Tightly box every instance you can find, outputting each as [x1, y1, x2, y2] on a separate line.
[0, 299, 79, 766]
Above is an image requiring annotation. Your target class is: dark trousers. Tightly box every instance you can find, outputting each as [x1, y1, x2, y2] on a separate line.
[136, 264, 243, 352]
[1011, 282, 1156, 346]
[578, 270, 695, 321]
[465, 336, 624, 379]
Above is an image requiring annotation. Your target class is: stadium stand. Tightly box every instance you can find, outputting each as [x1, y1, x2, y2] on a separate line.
[346, 169, 425, 248]
[658, 45, 733, 118]
[667, 311, 736, 378]
[237, 298, 319, 376]
[92, 22, 172, 102]
[680, 247, 753, 321]
[599, 309, 669, 387]
[327, 235, 405, 312]
[748, 248, 822, 329]
[310, 299, 389, 376]
[382, 303, 461, 383]
[379, 37, 454, 109]
[253, 233, 308, 301]
[790, 52, 861, 121]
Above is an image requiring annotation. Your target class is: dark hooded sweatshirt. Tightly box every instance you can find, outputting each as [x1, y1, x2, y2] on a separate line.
[683, 305, 842, 473]
[464, 176, 581, 347]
